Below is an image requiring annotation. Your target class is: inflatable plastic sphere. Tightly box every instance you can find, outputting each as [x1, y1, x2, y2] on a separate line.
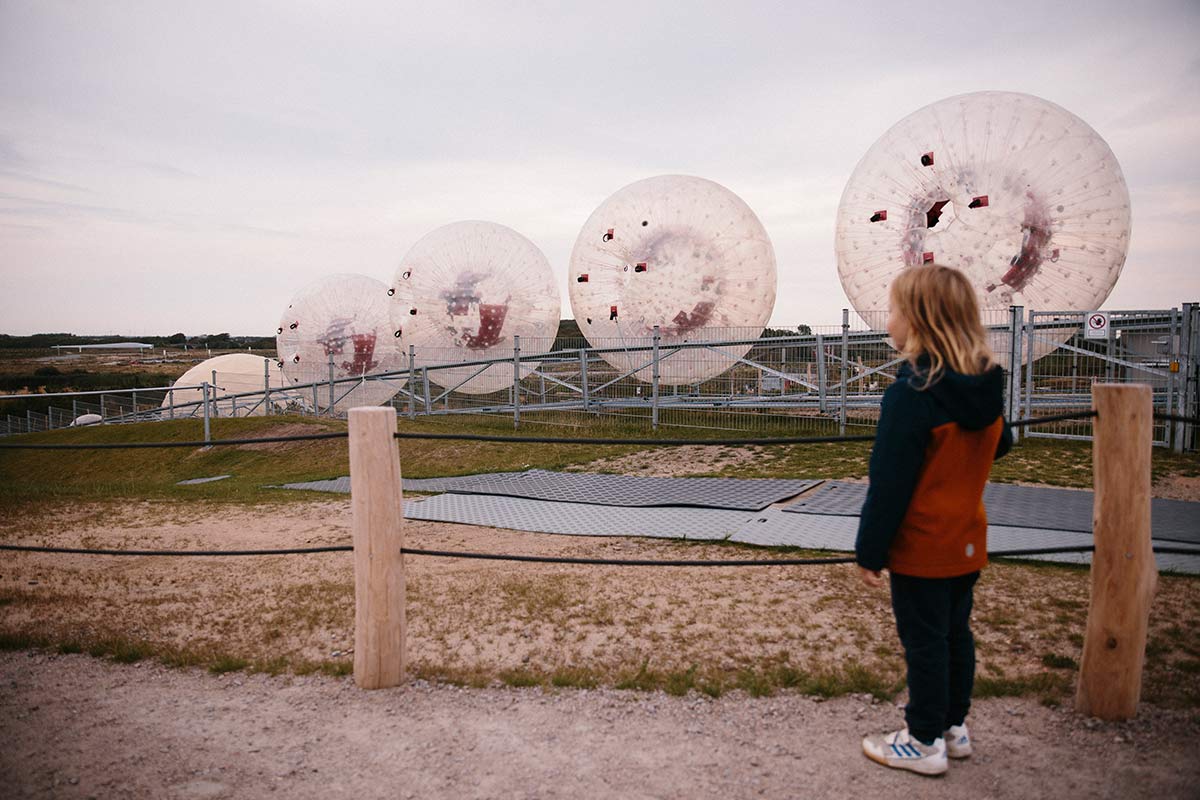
[69, 413, 102, 427]
[836, 91, 1130, 358]
[389, 221, 560, 395]
[163, 354, 289, 417]
[276, 274, 403, 411]
[568, 175, 777, 385]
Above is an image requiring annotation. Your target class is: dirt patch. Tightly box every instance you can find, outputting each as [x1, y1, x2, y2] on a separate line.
[3, 652, 1199, 799]
[1153, 474, 1200, 502]
[571, 445, 769, 476]
[2, 501, 1198, 708]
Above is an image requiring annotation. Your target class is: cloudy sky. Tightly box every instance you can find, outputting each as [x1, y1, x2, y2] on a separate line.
[1, 0, 1197, 336]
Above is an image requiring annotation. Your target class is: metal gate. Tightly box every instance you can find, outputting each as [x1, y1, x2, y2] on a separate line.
[1016, 304, 1198, 451]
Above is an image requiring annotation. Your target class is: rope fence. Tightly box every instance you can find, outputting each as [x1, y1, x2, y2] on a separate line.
[3, 541, 1195, 563]
[0, 408, 1154, 451]
[0, 387, 1192, 712]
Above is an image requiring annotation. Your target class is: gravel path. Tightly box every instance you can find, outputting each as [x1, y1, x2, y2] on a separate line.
[3, 651, 1198, 799]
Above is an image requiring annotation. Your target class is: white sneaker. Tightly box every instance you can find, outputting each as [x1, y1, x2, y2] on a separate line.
[944, 724, 972, 758]
[861, 728, 948, 776]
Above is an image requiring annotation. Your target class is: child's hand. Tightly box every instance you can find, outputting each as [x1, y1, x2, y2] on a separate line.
[858, 566, 884, 588]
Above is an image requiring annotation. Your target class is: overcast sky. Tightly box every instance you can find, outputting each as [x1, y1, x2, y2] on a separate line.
[1, 0, 1197, 336]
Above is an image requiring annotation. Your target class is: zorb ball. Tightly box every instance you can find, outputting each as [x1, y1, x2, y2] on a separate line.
[836, 91, 1130, 361]
[389, 221, 560, 395]
[568, 175, 777, 384]
[275, 274, 403, 411]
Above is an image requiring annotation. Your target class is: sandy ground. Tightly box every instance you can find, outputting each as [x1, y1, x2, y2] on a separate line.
[3, 497, 1199, 799]
[8, 499, 1200, 695]
[568, 445, 770, 477]
[3, 651, 1199, 800]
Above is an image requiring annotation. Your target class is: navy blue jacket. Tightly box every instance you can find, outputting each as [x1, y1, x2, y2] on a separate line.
[855, 359, 1012, 577]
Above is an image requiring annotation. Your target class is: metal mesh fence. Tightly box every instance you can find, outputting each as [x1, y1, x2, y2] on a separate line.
[2, 305, 1196, 449]
[1021, 308, 1195, 448]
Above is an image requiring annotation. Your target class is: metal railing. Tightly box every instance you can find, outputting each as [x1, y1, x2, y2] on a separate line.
[3, 305, 1196, 450]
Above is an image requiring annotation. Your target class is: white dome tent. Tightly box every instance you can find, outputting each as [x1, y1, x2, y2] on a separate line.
[163, 353, 289, 417]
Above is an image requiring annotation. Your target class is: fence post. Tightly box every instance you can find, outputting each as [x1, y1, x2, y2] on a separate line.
[132, 389, 138, 422]
[513, 335, 521, 429]
[1007, 306, 1024, 443]
[211, 370, 219, 418]
[328, 358, 337, 416]
[816, 333, 827, 414]
[201, 382, 211, 443]
[99, 393, 105, 420]
[407, 346, 416, 421]
[839, 309, 850, 436]
[264, 359, 272, 416]
[651, 325, 661, 431]
[1024, 314, 1036, 427]
[348, 406, 406, 690]
[1180, 302, 1197, 452]
[1076, 383, 1157, 720]
[579, 349, 589, 413]
[1105, 322, 1115, 382]
[72, 398, 78, 423]
[168, 388, 174, 420]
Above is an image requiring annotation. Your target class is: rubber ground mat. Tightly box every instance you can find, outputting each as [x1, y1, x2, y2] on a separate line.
[402, 494, 751, 540]
[275, 471, 813, 509]
[274, 476, 352, 493]
[728, 512, 1200, 574]
[272, 473, 523, 495]
[783, 481, 1200, 545]
[436, 469, 818, 511]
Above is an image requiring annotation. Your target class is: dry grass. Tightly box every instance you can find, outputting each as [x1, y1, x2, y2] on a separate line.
[1, 500, 1198, 706]
[2, 416, 1198, 705]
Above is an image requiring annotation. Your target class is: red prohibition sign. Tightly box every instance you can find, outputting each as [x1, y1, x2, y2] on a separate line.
[1088, 314, 1106, 329]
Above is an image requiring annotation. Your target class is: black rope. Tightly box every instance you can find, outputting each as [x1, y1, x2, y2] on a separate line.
[3, 542, 1195, 561]
[393, 431, 876, 446]
[0, 432, 348, 450]
[0, 543, 352, 556]
[0, 541, 849, 564]
[1008, 410, 1097, 427]
[0, 409, 1166, 450]
[400, 548, 856, 566]
[990, 544, 1200, 557]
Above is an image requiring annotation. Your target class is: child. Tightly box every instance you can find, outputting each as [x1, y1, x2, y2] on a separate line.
[856, 265, 1012, 777]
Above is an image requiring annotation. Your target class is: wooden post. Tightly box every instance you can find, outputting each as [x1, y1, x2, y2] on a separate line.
[348, 406, 406, 689]
[1076, 383, 1157, 719]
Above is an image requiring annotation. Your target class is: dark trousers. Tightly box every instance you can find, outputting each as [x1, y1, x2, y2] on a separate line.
[889, 570, 980, 745]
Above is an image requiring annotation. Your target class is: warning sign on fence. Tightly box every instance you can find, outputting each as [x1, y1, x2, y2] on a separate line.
[1085, 311, 1110, 340]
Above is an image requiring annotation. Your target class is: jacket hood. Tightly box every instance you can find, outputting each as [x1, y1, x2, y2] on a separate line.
[899, 357, 1005, 430]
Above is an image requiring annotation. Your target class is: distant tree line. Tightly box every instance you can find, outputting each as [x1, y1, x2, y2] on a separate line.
[550, 321, 812, 351]
[0, 332, 276, 350]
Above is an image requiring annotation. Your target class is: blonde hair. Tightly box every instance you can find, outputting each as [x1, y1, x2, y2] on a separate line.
[889, 264, 997, 387]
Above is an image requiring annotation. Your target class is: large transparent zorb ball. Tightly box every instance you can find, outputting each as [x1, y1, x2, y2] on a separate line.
[835, 91, 1130, 362]
[389, 221, 561, 395]
[275, 274, 403, 412]
[163, 354, 289, 417]
[568, 175, 777, 384]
